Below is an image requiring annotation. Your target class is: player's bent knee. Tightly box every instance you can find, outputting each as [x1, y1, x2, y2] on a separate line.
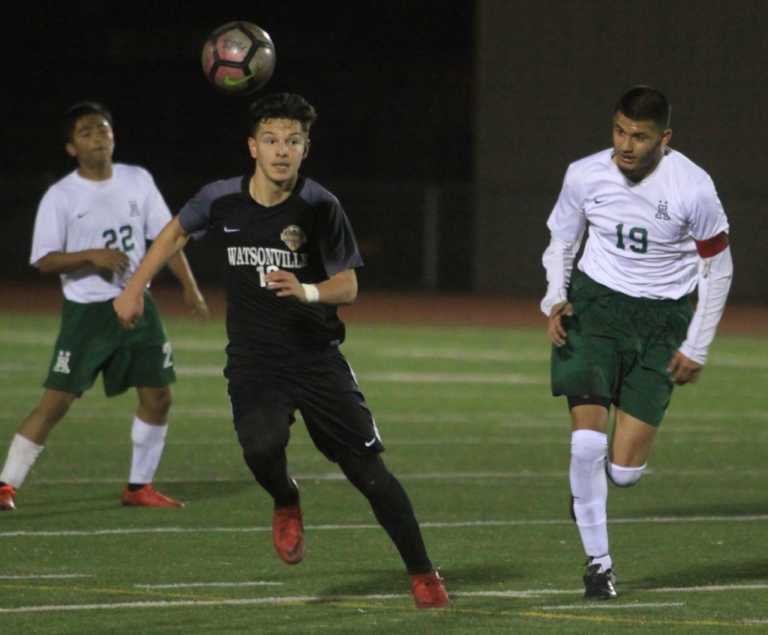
[236, 411, 289, 461]
[138, 387, 172, 419]
[606, 462, 646, 487]
[571, 429, 608, 462]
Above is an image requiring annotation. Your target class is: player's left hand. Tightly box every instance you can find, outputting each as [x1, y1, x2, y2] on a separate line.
[667, 351, 702, 385]
[265, 270, 305, 300]
[183, 286, 210, 319]
[547, 301, 573, 347]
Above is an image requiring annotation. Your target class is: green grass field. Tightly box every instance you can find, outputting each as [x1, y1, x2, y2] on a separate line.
[1, 310, 766, 634]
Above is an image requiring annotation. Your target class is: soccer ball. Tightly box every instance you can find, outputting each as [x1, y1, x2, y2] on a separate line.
[201, 21, 276, 96]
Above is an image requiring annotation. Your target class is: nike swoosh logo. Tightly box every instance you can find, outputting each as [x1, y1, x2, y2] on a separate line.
[223, 226, 240, 233]
[76, 212, 90, 219]
[364, 437, 377, 448]
[594, 198, 603, 204]
[222, 73, 257, 88]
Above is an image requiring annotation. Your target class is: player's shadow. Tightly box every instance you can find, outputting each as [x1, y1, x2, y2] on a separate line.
[317, 564, 520, 597]
[632, 558, 768, 589]
[6, 481, 252, 519]
[156, 479, 253, 502]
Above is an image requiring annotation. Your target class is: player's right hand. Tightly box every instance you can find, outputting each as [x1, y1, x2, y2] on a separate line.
[547, 301, 573, 347]
[113, 291, 144, 330]
[90, 249, 130, 275]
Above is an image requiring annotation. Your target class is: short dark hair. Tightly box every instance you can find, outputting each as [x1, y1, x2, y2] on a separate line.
[248, 93, 317, 136]
[614, 86, 671, 130]
[64, 101, 113, 142]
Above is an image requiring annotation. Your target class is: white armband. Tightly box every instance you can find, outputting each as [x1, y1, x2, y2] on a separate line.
[540, 235, 579, 316]
[301, 283, 320, 303]
[679, 246, 733, 364]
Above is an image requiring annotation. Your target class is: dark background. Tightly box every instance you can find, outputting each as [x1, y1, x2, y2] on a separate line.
[2, 1, 766, 301]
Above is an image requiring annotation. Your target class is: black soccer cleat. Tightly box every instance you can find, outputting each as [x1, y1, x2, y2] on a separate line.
[583, 559, 618, 600]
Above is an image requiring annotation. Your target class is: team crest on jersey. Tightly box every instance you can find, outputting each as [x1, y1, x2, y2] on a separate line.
[655, 200, 671, 220]
[129, 201, 140, 217]
[52, 350, 71, 374]
[280, 225, 307, 252]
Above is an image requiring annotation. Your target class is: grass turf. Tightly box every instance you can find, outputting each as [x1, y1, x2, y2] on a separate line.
[0, 311, 766, 634]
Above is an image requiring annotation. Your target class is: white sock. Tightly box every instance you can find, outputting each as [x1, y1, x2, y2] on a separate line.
[570, 429, 610, 560]
[129, 417, 168, 485]
[0, 434, 45, 488]
[591, 553, 613, 572]
[607, 462, 646, 487]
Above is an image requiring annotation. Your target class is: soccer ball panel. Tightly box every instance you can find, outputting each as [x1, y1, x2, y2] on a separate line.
[201, 21, 275, 96]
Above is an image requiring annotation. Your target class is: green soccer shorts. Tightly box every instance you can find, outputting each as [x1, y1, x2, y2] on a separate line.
[44, 292, 176, 397]
[550, 271, 693, 426]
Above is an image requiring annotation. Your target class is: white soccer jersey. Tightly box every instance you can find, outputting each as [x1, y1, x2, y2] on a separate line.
[29, 164, 172, 303]
[547, 148, 729, 299]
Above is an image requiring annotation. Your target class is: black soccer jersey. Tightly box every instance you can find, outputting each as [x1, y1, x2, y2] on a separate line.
[178, 176, 364, 367]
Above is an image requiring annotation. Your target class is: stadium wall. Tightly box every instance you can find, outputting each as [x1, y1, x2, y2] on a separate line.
[474, 0, 768, 301]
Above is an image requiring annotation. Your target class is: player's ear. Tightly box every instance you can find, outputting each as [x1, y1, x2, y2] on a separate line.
[247, 136, 258, 159]
[65, 142, 77, 158]
[302, 139, 310, 159]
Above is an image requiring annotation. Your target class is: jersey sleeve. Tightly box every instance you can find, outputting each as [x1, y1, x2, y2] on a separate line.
[178, 185, 215, 238]
[546, 164, 587, 242]
[142, 171, 173, 240]
[687, 175, 729, 241]
[29, 188, 67, 266]
[319, 199, 364, 277]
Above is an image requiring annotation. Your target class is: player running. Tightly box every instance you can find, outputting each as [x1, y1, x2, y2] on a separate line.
[113, 93, 449, 609]
[0, 101, 208, 512]
[540, 86, 733, 599]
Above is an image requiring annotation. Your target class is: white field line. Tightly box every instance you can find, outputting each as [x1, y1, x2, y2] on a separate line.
[649, 583, 768, 594]
[0, 412, 768, 432]
[134, 581, 283, 589]
[0, 362, 544, 386]
[13, 438, 768, 448]
[3, 515, 768, 538]
[373, 348, 768, 370]
[172, 368, 546, 385]
[0, 584, 766, 615]
[0, 596, 400, 614]
[376, 349, 550, 362]
[24, 464, 768, 486]
[0, 387, 764, 424]
[363, 371, 546, 385]
[2, 332, 767, 367]
[540, 602, 685, 610]
[0, 574, 91, 580]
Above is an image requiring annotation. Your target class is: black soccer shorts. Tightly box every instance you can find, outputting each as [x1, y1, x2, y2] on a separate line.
[227, 348, 384, 462]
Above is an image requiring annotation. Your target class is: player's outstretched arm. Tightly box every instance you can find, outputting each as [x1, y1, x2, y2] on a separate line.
[265, 268, 358, 305]
[113, 217, 190, 328]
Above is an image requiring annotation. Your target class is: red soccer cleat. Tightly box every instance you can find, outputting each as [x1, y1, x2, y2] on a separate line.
[0, 484, 16, 511]
[272, 504, 304, 564]
[410, 570, 450, 609]
[121, 484, 184, 508]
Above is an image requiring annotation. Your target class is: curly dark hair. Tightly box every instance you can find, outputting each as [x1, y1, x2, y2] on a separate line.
[248, 93, 317, 135]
